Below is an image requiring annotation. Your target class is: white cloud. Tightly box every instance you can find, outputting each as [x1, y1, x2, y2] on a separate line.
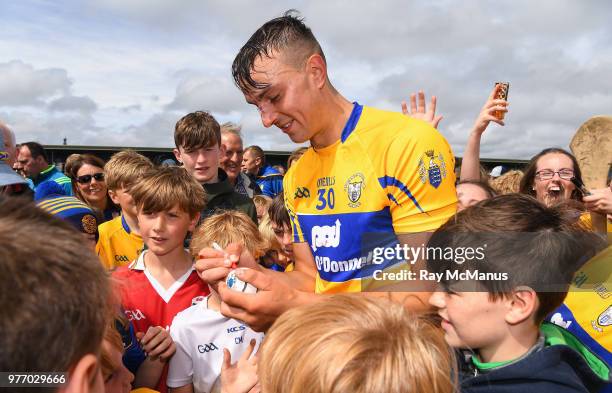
[0, 0, 610, 158]
[0, 60, 71, 107]
[48, 95, 98, 114]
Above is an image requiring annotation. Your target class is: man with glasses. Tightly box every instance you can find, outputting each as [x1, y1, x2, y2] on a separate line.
[17, 141, 72, 195]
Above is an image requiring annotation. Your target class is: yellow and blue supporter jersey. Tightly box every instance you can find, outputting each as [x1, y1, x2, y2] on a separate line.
[548, 245, 612, 367]
[96, 215, 144, 270]
[284, 103, 457, 294]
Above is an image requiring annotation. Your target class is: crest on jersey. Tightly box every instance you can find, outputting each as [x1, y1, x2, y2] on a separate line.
[598, 305, 611, 327]
[344, 173, 365, 208]
[418, 150, 447, 189]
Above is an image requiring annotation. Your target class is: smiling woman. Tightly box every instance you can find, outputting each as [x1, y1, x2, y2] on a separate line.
[65, 153, 119, 223]
[519, 148, 583, 207]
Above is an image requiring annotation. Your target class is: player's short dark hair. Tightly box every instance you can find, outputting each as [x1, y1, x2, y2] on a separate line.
[232, 9, 326, 92]
[22, 141, 48, 163]
[427, 194, 605, 322]
[0, 197, 111, 373]
[269, 193, 290, 228]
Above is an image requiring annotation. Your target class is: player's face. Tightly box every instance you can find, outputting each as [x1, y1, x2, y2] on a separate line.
[138, 205, 198, 257]
[271, 221, 293, 260]
[220, 133, 243, 182]
[456, 183, 490, 211]
[175, 145, 221, 184]
[76, 164, 108, 207]
[533, 153, 575, 207]
[244, 53, 318, 144]
[429, 287, 508, 351]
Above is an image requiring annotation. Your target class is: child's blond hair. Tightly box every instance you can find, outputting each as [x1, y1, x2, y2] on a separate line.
[259, 295, 456, 393]
[129, 166, 205, 217]
[253, 195, 272, 220]
[191, 210, 266, 259]
[104, 150, 153, 191]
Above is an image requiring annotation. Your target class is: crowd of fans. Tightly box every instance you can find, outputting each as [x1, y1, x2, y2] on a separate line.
[0, 10, 611, 393]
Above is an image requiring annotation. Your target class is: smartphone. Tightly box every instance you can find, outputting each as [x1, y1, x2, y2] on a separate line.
[493, 82, 510, 120]
[570, 177, 592, 196]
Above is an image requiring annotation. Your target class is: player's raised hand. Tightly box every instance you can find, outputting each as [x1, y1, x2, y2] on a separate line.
[220, 339, 260, 393]
[471, 84, 509, 136]
[137, 326, 176, 361]
[401, 90, 443, 129]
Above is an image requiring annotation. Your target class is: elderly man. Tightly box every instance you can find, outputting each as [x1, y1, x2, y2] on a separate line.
[220, 122, 261, 198]
[17, 141, 72, 195]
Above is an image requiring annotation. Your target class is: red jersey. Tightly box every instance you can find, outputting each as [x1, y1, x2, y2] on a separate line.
[112, 250, 210, 393]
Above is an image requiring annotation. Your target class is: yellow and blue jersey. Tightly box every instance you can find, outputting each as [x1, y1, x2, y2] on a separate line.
[548, 245, 612, 366]
[284, 103, 457, 294]
[96, 215, 143, 270]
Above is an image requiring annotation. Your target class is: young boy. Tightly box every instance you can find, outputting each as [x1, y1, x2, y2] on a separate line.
[267, 194, 294, 272]
[427, 194, 610, 393]
[1, 197, 110, 393]
[173, 111, 257, 224]
[167, 210, 265, 393]
[97, 150, 153, 270]
[113, 166, 210, 393]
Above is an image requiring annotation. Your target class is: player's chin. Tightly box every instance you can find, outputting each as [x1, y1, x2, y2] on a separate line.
[287, 133, 309, 144]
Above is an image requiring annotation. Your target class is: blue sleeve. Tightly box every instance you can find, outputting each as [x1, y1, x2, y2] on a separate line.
[260, 177, 284, 198]
[119, 321, 146, 375]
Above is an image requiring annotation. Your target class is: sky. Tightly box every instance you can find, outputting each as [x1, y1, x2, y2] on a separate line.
[1, 0, 610, 159]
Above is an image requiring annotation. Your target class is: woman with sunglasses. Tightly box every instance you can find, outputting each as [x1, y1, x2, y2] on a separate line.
[66, 153, 119, 223]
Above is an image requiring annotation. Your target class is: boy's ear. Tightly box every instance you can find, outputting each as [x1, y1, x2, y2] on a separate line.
[189, 212, 200, 232]
[505, 287, 538, 325]
[61, 354, 103, 393]
[173, 148, 182, 164]
[108, 189, 119, 205]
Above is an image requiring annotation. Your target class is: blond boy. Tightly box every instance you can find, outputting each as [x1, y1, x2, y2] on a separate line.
[167, 211, 266, 393]
[96, 150, 153, 269]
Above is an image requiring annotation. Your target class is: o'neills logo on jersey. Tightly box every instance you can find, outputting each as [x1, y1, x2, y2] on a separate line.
[311, 219, 341, 252]
[418, 149, 448, 189]
[125, 309, 145, 321]
[344, 173, 365, 208]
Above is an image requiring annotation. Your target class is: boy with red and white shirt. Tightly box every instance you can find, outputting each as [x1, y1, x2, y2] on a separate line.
[113, 166, 210, 393]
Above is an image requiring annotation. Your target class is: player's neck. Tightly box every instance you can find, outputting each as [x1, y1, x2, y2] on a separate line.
[310, 92, 354, 150]
[122, 211, 140, 235]
[144, 247, 193, 280]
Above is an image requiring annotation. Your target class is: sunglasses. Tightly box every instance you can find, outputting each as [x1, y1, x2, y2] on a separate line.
[76, 173, 104, 184]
